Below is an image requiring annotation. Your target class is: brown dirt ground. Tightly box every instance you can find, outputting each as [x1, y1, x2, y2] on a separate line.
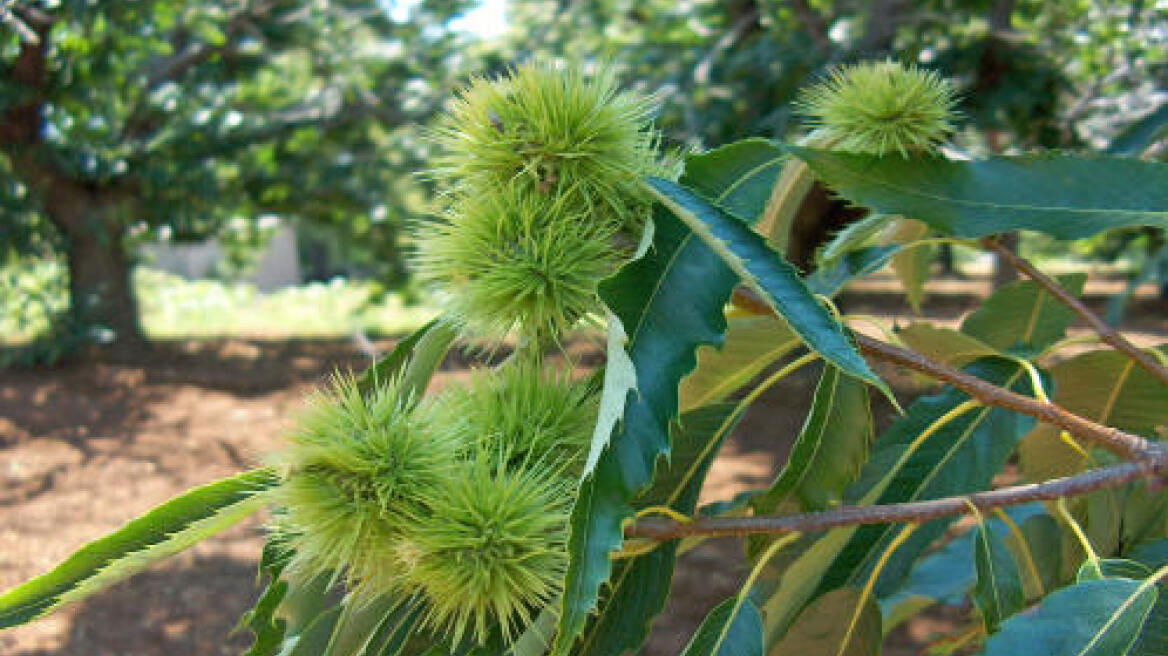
[2, 278, 1166, 656]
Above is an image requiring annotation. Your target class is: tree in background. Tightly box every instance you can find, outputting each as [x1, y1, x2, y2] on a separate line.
[0, 0, 477, 351]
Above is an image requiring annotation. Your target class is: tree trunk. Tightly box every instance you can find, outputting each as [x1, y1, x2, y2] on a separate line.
[46, 187, 148, 353]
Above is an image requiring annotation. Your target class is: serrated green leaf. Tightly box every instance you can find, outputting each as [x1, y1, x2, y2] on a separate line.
[961, 274, 1087, 355]
[980, 578, 1157, 656]
[762, 358, 1038, 643]
[789, 146, 1168, 240]
[0, 468, 277, 629]
[679, 598, 764, 656]
[805, 245, 900, 298]
[895, 323, 998, 370]
[752, 365, 872, 515]
[886, 218, 932, 312]
[242, 541, 296, 656]
[681, 138, 784, 224]
[559, 142, 780, 654]
[973, 522, 1026, 632]
[575, 404, 741, 656]
[645, 177, 887, 397]
[772, 587, 881, 656]
[817, 213, 897, 269]
[680, 315, 798, 412]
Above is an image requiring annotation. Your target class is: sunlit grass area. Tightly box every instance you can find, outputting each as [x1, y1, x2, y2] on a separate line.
[1, 258, 436, 344]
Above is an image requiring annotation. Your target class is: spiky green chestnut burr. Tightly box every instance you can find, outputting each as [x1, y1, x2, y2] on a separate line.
[415, 186, 621, 342]
[431, 361, 596, 472]
[272, 376, 460, 590]
[432, 61, 661, 229]
[797, 59, 958, 156]
[400, 453, 572, 645]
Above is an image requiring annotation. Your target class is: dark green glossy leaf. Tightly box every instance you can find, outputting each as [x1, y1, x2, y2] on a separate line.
[679, 598, 764, 656]
[752, 365, 872, 515]
[789, 146, 1168, 240]
[681, 138, 784, 224]
[980, 578, 1157, 656]
[961, 274, 1086, 355]
[575, 404, 741, 656]
[773, 587, 881, 656]
[0, 468, 278, 629]
[805, 245, 900, 297]
[558, 143, 780, 654]
[645, 177, 887, 395]
[973, 522, 1026, 632]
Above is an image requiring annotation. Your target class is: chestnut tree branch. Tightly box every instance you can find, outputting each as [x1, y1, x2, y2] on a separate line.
[731, 286, 1160, 460]
[982, 236, 1168, 388]
[627, 457, 1168, 540]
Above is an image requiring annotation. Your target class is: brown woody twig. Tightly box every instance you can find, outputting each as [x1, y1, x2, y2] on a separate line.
[982, 236, 1168, 388]
[637, 285, 1168, 541]
[627, 457, 1168, 540]
[730, 286, 1160, 461]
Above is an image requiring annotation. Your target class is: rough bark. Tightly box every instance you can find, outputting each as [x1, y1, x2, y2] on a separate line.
[46, 186, 147, 352]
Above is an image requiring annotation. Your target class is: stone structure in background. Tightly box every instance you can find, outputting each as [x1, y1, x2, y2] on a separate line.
[140, 224, 301, 291]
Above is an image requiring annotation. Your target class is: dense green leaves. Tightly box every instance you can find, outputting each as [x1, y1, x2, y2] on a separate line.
[558, 143, 780, 654]
[0, 468, 278, 628]
[789, 146, 1168, 240]
[961, 275, 1086, 355]
[679, 598, 764, 656]
[761, 358, 1038, 643]
[820, 358, 1039, 599]
[980, 578, 1158, 656]
[645, 177, 887, 395]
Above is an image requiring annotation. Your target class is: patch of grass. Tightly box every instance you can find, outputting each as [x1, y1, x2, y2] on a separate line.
[0, 259, 436, 345]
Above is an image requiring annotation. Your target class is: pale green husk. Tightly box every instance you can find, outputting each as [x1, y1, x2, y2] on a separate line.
[430, 360, 598, 474]
[432, 61, 661, 229]
[797, 59, 958, 156]
[273, 375, 461, 591]
[399, 452, 573, 645]
[415, 186, 622, 342]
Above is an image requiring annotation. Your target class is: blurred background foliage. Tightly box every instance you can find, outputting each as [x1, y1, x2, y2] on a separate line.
[2, 0, 1167, 361]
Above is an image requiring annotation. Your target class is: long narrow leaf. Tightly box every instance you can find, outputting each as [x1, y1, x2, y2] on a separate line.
[789, 146, 1168, 240]
[645, 177, 887, 397]
[0, 468, 278, 628]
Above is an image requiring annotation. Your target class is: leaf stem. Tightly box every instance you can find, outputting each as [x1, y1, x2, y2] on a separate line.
[982, 236, 1168, 388]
